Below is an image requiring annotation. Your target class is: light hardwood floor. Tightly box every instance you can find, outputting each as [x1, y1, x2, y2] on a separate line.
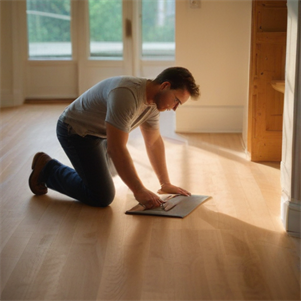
[0, 104, 300, 300]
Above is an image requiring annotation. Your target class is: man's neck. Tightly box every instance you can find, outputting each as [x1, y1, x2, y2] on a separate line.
[145, 80, 158, 105]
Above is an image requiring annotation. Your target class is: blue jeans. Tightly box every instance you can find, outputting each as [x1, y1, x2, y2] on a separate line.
[42, 120, 115, 207]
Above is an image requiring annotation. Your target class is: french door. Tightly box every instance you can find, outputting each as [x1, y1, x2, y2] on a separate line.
[25, 0, 175, 99]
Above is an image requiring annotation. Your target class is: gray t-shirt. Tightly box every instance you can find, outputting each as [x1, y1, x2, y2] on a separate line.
[59, 76, 160, 138]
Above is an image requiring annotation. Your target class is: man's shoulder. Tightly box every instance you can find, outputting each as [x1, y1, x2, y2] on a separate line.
[117, 76, 146, 88]
[109, 76, 147, 98]
[95, 76, 145, 93]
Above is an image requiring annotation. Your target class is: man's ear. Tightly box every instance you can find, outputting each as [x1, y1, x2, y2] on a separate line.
[160, 81, 171, 90]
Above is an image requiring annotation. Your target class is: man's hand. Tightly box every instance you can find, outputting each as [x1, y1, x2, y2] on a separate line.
[157, 183, 191, 196]
[134, 188, 162, 209]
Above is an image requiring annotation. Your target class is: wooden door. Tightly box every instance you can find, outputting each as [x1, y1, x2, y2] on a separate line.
[248, 0, 287, 162]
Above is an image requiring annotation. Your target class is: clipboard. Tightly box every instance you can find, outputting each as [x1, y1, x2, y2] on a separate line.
[126, 194, 210, 218]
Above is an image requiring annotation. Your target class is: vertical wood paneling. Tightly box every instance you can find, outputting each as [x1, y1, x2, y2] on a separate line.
[248, 0, 287, 161]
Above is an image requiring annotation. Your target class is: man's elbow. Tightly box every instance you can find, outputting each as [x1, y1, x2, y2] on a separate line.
[145, 136, 164, 150]
[107, 146, 117, 158]
[107, 144, 126, 159]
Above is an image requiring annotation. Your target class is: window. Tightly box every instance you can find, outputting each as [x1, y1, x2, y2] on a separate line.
[26, 0, 175, 60]
[26, 0, 71, 59]
[141, 0, 175, 59]
[88, 0, 174, 60]
[89, 0, 123, 58]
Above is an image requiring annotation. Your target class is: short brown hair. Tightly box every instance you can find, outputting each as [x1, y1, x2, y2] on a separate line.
[154, 67, 200, 99]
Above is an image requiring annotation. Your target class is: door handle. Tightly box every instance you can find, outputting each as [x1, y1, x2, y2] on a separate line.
[125, 18, 132, 38]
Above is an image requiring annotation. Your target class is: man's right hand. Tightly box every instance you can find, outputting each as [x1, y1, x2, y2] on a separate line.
[134, 188, 162, 209]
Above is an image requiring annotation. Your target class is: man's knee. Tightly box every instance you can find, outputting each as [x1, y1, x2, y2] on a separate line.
[85, 187, 115, 207]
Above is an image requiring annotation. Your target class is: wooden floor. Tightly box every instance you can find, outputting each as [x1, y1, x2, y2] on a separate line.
[0, 104, 300, 300]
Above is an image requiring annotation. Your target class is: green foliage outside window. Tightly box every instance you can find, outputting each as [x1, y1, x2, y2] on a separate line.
[27, 0, 174, 43]
[89, 0, 122, 42]
[142, 0, 175, 43]
[26, 0, 175, 58]
[27, 0, 71, 43]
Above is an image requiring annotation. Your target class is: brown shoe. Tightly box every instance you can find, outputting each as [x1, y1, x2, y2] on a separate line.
[29, 152, 52, 195]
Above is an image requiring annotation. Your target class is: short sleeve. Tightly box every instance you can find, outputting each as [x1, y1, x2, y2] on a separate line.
[105, 88, 137, 133]
[140, 110, 160, 130]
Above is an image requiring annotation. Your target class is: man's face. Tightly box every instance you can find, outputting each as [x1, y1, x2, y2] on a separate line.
[153, 82, 191, 112]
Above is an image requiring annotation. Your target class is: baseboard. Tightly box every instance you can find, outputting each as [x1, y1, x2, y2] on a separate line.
[281, 193, 301, 237]
[24, 98, 74, 104]
[175, 105, 244, 133]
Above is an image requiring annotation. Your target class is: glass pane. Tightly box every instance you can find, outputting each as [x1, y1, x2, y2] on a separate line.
[26, 0, 71, 59]
[142, 0, 175, 59]
[89, 0, 123, 58]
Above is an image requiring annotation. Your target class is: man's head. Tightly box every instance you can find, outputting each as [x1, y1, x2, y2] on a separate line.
[153, 67, 200, 99]
[151, 67, 200, 112]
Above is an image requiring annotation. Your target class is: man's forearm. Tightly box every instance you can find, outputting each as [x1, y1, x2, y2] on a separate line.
[108, 146, 145, 193]
[105, 122, 162, 207]
[145, 136, 170, 186]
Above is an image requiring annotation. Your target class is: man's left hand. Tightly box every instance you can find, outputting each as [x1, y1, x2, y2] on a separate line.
[157, 183, 191, 196]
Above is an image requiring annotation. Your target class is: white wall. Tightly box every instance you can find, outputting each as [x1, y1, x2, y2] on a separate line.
[0, 0, 25, 107]
[175, 0, 252, 138]
[0, 1, 20, 107]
